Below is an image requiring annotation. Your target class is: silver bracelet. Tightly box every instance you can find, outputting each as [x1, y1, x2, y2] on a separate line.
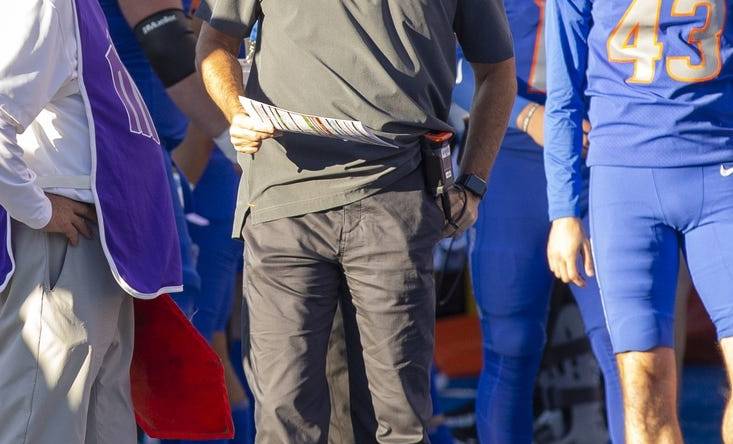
[521, 103, 540, 133]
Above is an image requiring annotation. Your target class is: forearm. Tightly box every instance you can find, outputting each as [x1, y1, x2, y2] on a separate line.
[0, 121, 51, 229]
[171, 124, 216, 185]
[460, 58, 517, 181]
[509, 95, 532, 130]
[196, 23, 246, 122]
[166, 74, 229, 137]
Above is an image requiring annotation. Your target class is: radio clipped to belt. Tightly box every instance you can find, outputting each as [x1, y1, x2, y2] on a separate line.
[421, 131, 460, 231]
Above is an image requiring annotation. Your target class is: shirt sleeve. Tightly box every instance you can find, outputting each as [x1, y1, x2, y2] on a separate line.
[196, 0, 261, 40]
[543, 0, 592, 221]
[454, 0, 514, 64]
[0, 1, 74, 132]
[0, 120, 52, 229]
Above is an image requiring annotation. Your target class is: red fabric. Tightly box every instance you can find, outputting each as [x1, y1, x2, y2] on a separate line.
[131, 295, 234, 440]
[435, 315, 483, 377]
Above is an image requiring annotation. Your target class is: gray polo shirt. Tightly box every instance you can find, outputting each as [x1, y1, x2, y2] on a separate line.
[197, 0, 513, 234]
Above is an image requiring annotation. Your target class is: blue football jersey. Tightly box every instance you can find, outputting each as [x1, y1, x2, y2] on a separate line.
[505, 0, 547, 106]
[454, 0, 551, 153]
[503, 0, 551, 153]
[545, 0, 733, 219]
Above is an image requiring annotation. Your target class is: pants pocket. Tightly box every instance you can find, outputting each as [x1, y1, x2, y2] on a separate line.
[45, 233, 70, 292]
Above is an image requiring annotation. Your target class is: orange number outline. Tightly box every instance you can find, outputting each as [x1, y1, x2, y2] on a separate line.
[666, 0, 727, 83]
[527, 0, 547, 93]
[606, 0, 664, 84]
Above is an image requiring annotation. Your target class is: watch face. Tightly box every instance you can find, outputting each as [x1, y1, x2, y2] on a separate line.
[462, 174, 486, 197]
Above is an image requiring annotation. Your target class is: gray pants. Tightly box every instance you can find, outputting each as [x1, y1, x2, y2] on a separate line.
[326, 302, 353, 444]
[0, 221, 136, 444]
[241, 170, 443, 444]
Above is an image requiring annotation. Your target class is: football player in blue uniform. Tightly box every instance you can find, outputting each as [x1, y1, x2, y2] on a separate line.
[465, 1, 623, 442]
[544, 0, 733, 442]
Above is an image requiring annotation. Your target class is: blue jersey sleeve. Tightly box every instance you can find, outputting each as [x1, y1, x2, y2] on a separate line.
[543, 0, 592, 221]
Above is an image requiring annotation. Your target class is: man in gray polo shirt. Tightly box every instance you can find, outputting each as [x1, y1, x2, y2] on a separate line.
[196, 1, 516, 442]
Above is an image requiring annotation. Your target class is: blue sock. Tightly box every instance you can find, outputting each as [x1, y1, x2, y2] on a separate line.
[476, 349, 542, 444]
[587, 329, 625, 443]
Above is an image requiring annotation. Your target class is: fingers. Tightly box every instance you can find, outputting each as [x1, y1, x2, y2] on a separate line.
[547, 218, 587, 287]
[64, 223, 80, 247]
[72, 201, 97, 222]
[58, 198, 95, 245]
[548, 251, 585, 287]
[70, 216, 92, 241]
[229, 113, 278, 154]
[582, 239, 595, 277]
[582, 120, 591, 152]
[566, 256, 586, 287]
[549, 254, 585, 287]
[582, 119, 592, 134]
[232, 113, 275, 134]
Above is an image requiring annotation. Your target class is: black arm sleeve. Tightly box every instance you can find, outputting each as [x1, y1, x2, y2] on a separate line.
[133, 8, 197, 88]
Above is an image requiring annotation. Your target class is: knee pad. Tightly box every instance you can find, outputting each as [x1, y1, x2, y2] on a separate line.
[133, 9, 197, 87]
[481, 312, 547, 358]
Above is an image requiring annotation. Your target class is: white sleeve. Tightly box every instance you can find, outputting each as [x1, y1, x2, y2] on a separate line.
[0, 1, 75, 132]
[0, 120, 52, 229]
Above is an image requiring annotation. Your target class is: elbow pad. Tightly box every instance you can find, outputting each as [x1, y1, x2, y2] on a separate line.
[133, 9, 197, 88]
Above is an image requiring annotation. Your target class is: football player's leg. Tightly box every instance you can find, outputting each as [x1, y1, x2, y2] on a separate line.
[470, 150, 553, 444]
[682, 164, 733, 443]
[569, 215, 623, 443]
[590, 166, 681, 444]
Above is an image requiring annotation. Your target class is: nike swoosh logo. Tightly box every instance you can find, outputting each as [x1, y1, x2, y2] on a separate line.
[721, 165, 733, 177]
[455, 59, 463, 85]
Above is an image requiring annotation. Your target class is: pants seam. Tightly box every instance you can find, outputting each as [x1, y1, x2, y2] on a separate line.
[694, 166, 705, 228]
[22, 291, 46, 444]
[588, 169, 613, 341]
[650, 168, 672, 227]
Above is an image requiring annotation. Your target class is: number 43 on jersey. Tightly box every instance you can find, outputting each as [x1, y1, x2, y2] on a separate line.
[608, 0, 727, 84]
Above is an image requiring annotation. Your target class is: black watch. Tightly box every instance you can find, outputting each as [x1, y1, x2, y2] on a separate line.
[457, 173, 487, 199]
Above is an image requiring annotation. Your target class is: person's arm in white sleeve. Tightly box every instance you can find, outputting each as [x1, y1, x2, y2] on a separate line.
[0, 2, 68, 229]
[0, 119, 51, 229]
[0, 2, 97, 244]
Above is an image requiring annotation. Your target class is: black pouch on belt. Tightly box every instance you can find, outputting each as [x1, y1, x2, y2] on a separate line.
[420, 132, 457, 227]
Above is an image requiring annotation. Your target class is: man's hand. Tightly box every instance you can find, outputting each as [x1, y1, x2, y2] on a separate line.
[581, 120, 591, 158]
[229, 112, 277, 154]
[547, 216, 594, 287]
[441, 186, 480, 238]
[42, 194, 97, 246]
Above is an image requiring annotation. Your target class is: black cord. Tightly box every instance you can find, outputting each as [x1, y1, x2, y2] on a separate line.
[436, 187, 470, 308]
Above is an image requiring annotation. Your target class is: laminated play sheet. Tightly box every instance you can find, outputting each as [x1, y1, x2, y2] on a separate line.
[240, 97, 397, 148]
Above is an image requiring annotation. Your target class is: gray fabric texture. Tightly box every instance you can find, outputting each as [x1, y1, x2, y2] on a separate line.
[197, 0, 513, 232]
[240, 169, 443, 443]
[326, 301, 354, 444]
[0, 221, 136, 444]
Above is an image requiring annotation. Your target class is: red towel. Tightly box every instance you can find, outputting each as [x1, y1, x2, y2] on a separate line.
[131, 295, 235, 440]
